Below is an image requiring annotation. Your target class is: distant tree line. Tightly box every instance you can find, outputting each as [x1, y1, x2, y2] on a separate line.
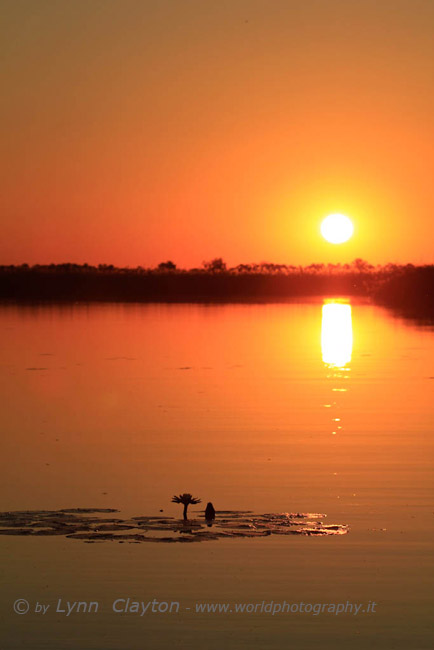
[0, 259, 432, 317]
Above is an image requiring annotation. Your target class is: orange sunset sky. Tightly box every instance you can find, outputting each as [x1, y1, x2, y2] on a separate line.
[1, 0, 433, 268]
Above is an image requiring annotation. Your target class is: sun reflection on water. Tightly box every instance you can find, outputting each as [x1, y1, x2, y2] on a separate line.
[321, 302, 353, 368]
[321, 301, 353, 436]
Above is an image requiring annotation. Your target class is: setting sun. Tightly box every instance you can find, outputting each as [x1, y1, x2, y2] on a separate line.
[320, 214, 354, 245]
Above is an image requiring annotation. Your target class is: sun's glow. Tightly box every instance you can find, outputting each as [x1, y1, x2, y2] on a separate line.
[320, 213, 354, 244]
[321, 302, 353, 368]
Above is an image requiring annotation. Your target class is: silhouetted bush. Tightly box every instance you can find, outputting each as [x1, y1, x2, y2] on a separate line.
[0, 261, 432, 318]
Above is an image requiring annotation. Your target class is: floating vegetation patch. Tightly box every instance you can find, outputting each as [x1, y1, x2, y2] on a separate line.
[0, 509, 348, 543]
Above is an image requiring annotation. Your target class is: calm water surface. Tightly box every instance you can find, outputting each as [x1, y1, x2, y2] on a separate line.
[0, 302, 432, 649]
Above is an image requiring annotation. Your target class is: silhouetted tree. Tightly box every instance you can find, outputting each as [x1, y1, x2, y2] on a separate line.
[306, 263, 325, 273]
[202, 258, 227, 273]
[158, 261, 177, 271]
[352, 258, 373, 273]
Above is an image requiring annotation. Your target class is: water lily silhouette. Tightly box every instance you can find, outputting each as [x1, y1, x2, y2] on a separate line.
[171, 493, 202, 520]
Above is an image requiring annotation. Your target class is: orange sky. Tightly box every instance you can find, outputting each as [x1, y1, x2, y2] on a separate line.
[1, 0, 433, 267]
